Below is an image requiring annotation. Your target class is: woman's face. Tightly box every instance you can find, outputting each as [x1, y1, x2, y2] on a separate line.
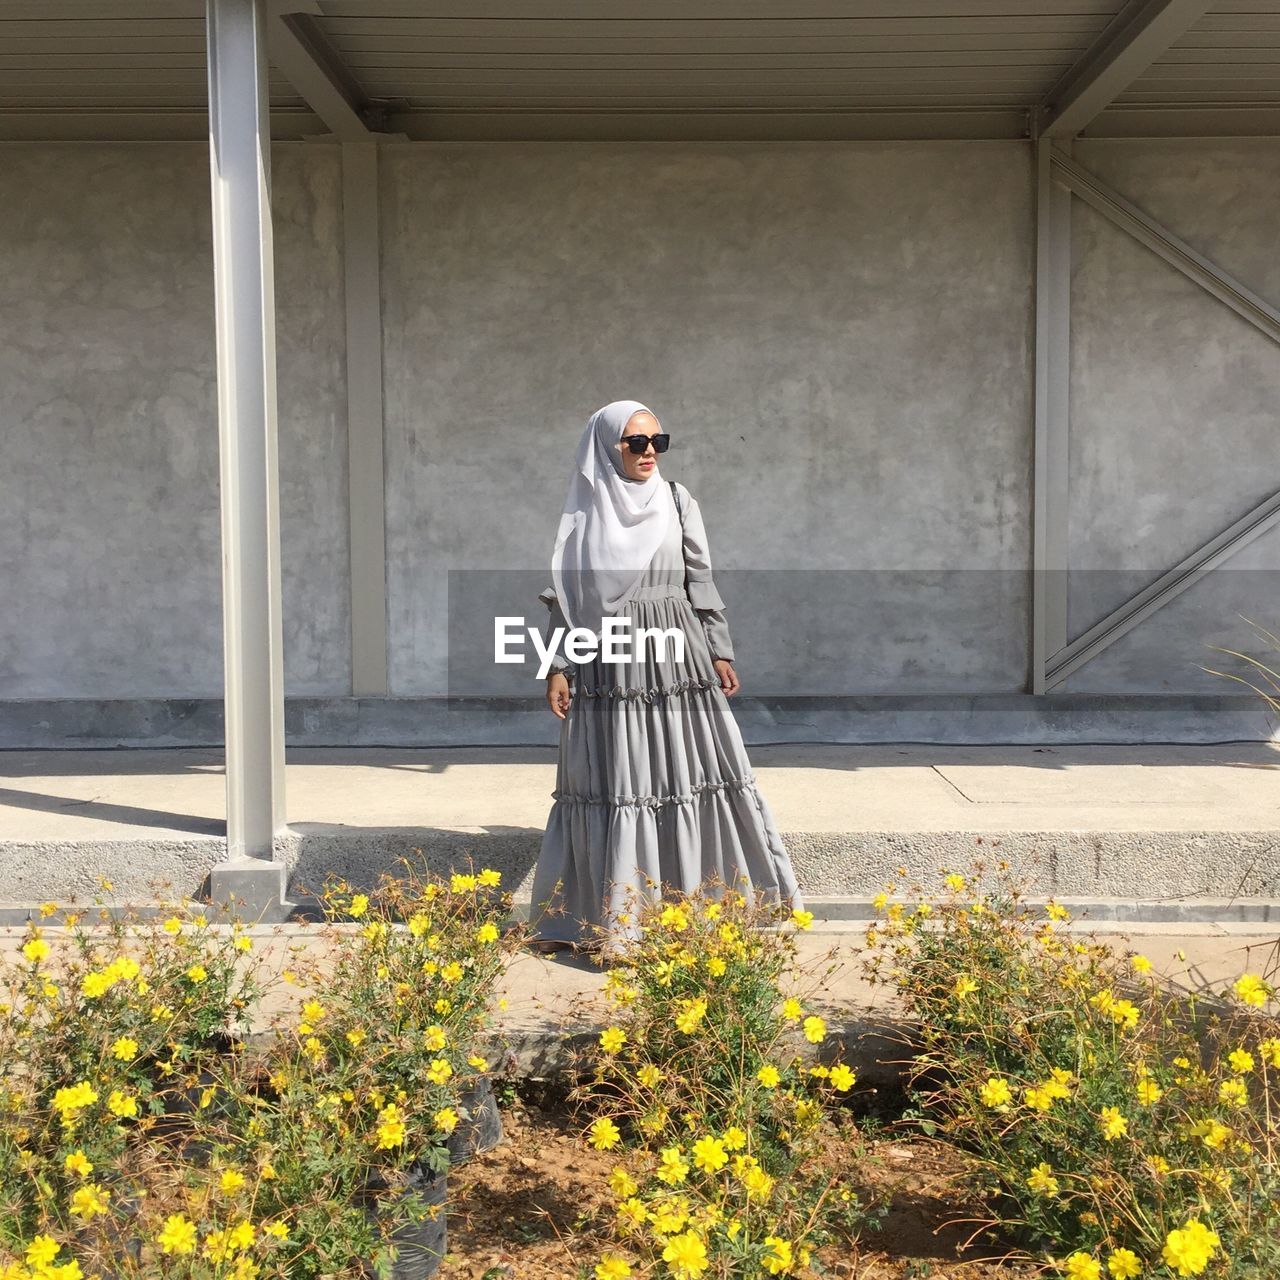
[617, 411, 663, 481]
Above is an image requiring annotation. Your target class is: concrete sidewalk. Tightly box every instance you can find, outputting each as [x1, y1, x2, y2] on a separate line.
[0, 743, 1278, 909]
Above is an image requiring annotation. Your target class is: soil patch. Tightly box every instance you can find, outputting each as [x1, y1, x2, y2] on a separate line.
[437, 1100, 1039, 1279]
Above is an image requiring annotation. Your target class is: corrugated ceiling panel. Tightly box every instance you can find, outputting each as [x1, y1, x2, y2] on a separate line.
[1110, 6, 1280, 108]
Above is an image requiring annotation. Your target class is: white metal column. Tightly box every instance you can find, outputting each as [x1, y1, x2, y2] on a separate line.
[206, 0, 289, 913]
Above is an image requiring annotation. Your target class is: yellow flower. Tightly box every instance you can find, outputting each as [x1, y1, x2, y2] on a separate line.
[346, 1027, 367, 1047]
[1027, 1163, 1059, 1196]
[229, 1221, 255, 1250]
[476, 922, 500, 944]
[162, 917, 183, 935]
[234, 935, 252, 952]
[1109, 1000, 1140, 1031]
[638, 1064, 663, 1089]
[80, 971, 113, 999]
[650, 1199, 691, 1234]
[52, 1082, 98, 1121]
[829, 1063, 857, 1092]
[203, 1229, 234, 1262]
[1099, 1106, 1128, 1140]
[757, 1064, 781, 1089]
[348, 894, 369, 918]
[69, 1183, 109, 1221]
[110, 1036, 138, 1061]
[599, 1026, 627, 1055]
[21, 937, 50, 964]
[781, 998, 803, 1022]
[674, 998, 708, 1034]
[1063, 1255, 1101, 1280]
[595, 1255, 632, 1280]
[660, 904, 690, 933]
[1233, 973, 1269, 1008]
[953, 975, 978, 1000]
[1136, 1080, 1163, 1105]
[155, 1213, 197, 1255]
[63, 1150, 94, 1177]
[423, 1025, 448, 1051]
[1023, 1086, 1054, 1113]
[661, 1230, 708, 1278]
[944, 872, 966, 892]
[1090, 988, 1116, 1016]
[433, 997, 452, 1015]
[450, 873, 478, 893]
[1130, 954, 1152, 974]
[263, 1221, 289, 1241]
[302, 1000, 326, 1024]
[26, 1236, 61, 1267]
[762, 1236, 794, 1275]
[656, 1145, 690, 1185]
[1046, 900, 1071, 923]
[426, 1057, 453, 1085]
[706, 956, 726, 977]
[616, 1197, 647, 1230]
[742, 1165, 775, 1202]
[434, 1107, 459, 1134]
[185, 964, 207, 984]
[468, 1054, 488, 1071]
[609, 1166, 638, 1199]
[791, 908, 813, 930]
[1218, 1079, 1248, 1107]
[1259, 1037, 1280, 1068]
[219, 1169, 247, 1195]
[1161, 1220, 1220, 1276]
[1106, 1248, 1142, 1279]
[1187, 1119, 1231, 1150]
[979, 1077, 1012, 1109]
[478, 868, 502, 886]
[588, 1117, 622, 1151]
[376, 1104, 406, 1149]
[1227, 1047, 1255, 1074]
[441, 961, 465, 984]
[691, 1136, 728, 1174]
[802, 1015, 826, 1044]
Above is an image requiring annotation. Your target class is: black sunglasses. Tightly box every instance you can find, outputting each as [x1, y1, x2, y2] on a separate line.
[621, 433, 671, 455]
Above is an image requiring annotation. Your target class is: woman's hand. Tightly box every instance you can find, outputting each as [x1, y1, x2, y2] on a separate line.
[713, 659, 740, 696]
[546, 672, 572, 719]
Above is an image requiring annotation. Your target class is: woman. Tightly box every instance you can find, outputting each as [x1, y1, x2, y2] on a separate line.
[529, 399, 802, 951]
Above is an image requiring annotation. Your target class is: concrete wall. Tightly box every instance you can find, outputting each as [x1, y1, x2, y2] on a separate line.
[0, 143, 350, 699]
[383, 141, 1036, 697]
[0, 138, 1276, 719]
[1065, 139, 1280, 696]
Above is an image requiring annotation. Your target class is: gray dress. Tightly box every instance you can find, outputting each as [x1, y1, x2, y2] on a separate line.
[529, 480, 802, 943]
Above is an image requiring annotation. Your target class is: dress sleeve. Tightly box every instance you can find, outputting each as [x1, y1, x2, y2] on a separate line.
[536, 586, 573, 678]
[679, 490, 735, 663]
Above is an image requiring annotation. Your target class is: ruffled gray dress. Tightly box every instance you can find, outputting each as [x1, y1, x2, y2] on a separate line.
[529, 480, 802, 943]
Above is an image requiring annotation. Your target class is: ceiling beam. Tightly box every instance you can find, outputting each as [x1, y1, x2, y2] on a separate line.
[1036, 0, 1214, 140]
[267, 0, 375, 141]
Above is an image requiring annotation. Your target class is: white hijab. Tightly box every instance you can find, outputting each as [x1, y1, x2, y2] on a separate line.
[551, 399, 676, 638]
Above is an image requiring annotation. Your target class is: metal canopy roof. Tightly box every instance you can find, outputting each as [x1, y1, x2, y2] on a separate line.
[3, 0, 1280, 142]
